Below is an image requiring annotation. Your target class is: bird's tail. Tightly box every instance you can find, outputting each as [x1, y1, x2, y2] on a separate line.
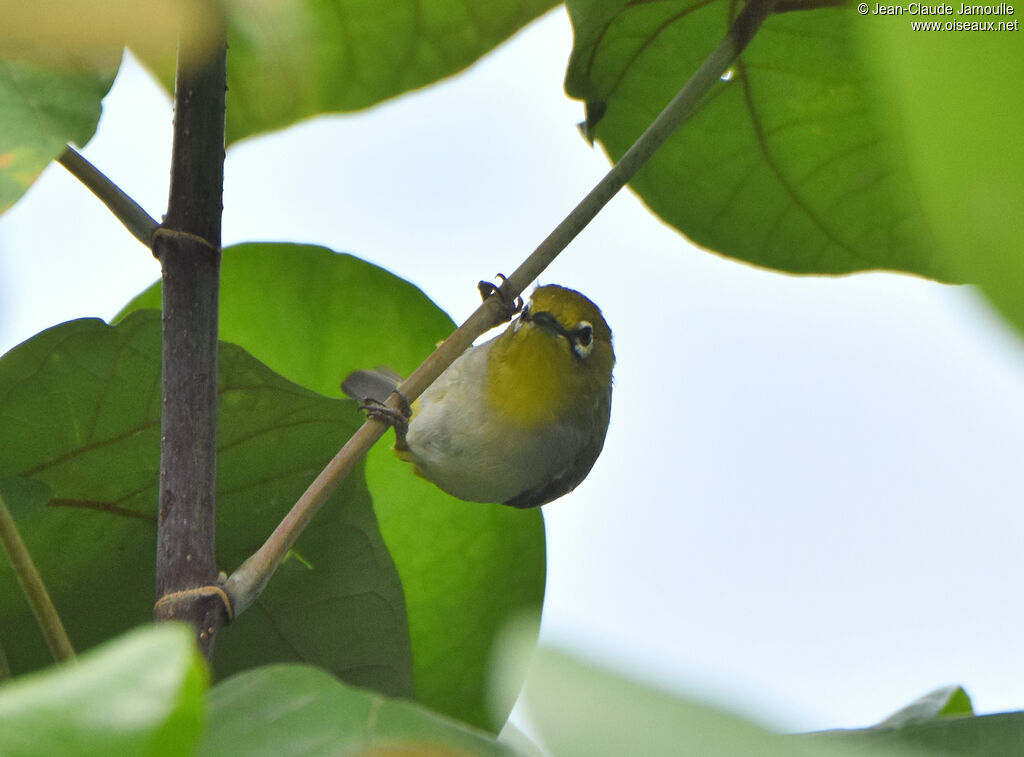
[340, 367, 404, 403]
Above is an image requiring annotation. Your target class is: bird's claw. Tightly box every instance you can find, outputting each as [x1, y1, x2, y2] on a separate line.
[360, 391, 412, 450]
[478, 274, 523, 323]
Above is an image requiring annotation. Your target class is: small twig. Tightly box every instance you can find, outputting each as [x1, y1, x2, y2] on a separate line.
[0, 492, 75, 664]
[224, 0, 801, 616]
[57, 146, 160, 248]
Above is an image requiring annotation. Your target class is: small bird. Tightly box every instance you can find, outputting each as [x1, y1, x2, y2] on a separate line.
[342, 284, 614, 508]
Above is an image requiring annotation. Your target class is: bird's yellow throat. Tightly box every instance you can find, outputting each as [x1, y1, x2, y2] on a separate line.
[485, 317, 612, 428]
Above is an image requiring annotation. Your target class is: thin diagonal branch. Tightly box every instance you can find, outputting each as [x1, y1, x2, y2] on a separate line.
[501, 0, 780, 300]
[58, 146, 159, 248]
[224, 0, 802, 616]
[0, 493, 75, 664]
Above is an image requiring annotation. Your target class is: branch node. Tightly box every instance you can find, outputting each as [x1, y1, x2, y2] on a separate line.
[151, 227, 222, 261]
[154, 583, 234, 624]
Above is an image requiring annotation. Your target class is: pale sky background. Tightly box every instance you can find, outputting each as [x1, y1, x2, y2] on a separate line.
[3, 8, 1024, 734]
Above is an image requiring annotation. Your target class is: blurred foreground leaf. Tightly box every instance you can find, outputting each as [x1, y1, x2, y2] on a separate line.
[0, 624, 206, 757]
[515, 646, 946, 757]
[0, 1, 219, 68]
[0, 311, 411, 696]
[855, 13, 1024, 332]
[198, 664, 517, 757]
[875, 685, 974, 729]
[815, 713, 1024, 757]
[812, 685, 1024, 757]
[121, 243, 546, 730]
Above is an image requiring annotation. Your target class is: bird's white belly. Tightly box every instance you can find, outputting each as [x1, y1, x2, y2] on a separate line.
[404, 340, 580, 504]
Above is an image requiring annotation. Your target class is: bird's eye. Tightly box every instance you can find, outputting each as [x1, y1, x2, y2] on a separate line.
[571, 321, 594, 358]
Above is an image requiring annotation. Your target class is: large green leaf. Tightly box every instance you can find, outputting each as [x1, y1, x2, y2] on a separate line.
[564, 0, 948, 280]
[362, 449, 545, 734]
[0, 57, 115, 214]
[0, 311, 411, 697]
[198, 664, 517, 757]
[184, 0, 559, 144]
[0, 624, 206, 757]
[120, 243, 547, 731]
[119, 244, 457, 393]
[0, 476, 51, 520]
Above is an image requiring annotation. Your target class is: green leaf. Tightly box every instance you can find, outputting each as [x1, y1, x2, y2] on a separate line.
[0, 477, 51, 519]
[199, 664, 516, 757]
[0, 311, 412, 697]
[517, 646, 942, 757]
[364, 449, 545, 733]
[120, 243, 546, 731]
[855, 16, 1024, 332]
[938, 689, 975, 719]
[119, 243, 456, 392]
[564, 1, 948, 280]
[0, 624, 206, 757]
[875, 686, 974, 729]
[0, 57, 115, 214]
[199, 0, 559, 143]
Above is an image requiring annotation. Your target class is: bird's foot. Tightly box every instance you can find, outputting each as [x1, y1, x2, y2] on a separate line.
[360, 391, 412, 450]
[478, 274, 523, 323]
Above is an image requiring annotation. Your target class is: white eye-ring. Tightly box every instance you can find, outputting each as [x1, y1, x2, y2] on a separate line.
[571, 321, 594, 359]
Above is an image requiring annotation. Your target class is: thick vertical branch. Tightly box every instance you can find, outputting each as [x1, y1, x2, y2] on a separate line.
[151, 26, 231, 657]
